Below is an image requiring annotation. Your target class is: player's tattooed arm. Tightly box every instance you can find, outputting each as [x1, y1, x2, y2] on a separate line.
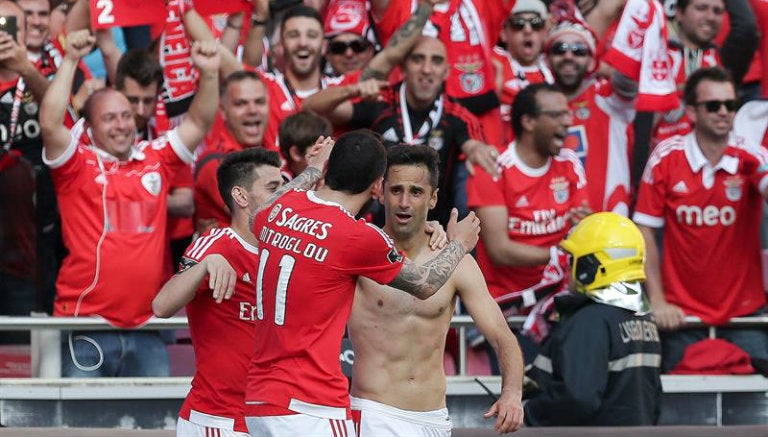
[360, 1, 433, 81]
[388, 240, 466, 299]
[249, 167, 323, 228]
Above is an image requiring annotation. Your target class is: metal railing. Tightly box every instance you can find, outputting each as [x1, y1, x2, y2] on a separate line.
[1, 315, 767, 378]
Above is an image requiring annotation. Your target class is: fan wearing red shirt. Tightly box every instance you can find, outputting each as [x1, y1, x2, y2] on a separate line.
[244, 130, 481, 437]
[492, 0, 554, 146]
[544, 17, 637, 215]
[40, 32, 220, 377]
[633, 67, 768, 372]
[153, 148, 284, 437]
[468, 83, 589, 311]
[195, 70, 270, 234]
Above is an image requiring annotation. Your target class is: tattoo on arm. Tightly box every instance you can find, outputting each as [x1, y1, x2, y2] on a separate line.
[360, 2, 431, 81]
[389, 240, 465, 299]
[251, 167, 323, 225]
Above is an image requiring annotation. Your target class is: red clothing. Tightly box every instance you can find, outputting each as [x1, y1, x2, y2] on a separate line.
[178, 227, 259, 433]
[374, 0, 512, 146]
[491, 47, 554, 145]
[256, 70, 359, 152]
[194, 124, 244, 232]
[467, 143, 588, 304]
[633, 133, 768, 325]
[246, 189, 404, 419]
[45, 120, 193, 328]
[565, 79, 635, 214]
[167, 165, 194, 241]
[750, 0, 768, 95]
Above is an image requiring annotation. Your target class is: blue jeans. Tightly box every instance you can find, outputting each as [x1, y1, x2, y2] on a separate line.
[660, 309, 768, 373]
[61, 330, 170, 377]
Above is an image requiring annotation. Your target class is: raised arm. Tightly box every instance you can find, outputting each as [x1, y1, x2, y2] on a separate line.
[94, 28, 122, 86]
[40, 30, 94, 162]
[389, 209, 481, 299]
[474, 206, 550, 267]
[360, 0, 435, 81]
[242, 0, 270, 68]
[458, 255, 524, 434]
[152, 254, 236, 317]
[175, 41, 220, 152]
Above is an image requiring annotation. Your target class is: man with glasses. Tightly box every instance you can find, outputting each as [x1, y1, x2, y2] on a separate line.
[322, 0, 376, 76]
[492, 0, 553, 145]
[467, 83, 589, 360]
[545, 16, 637, 216]
[633, 66, 768, 372]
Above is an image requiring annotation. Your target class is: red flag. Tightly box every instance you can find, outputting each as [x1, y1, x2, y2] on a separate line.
[90, 0, 167, 29]
[194, 0, 250, 16]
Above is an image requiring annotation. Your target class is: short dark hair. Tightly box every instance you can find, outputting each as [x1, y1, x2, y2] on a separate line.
[278, 111, 332, 160]
[324, 130, 387, 194]
[217, 148, 281, 212]
[512, 83, 562, 137]
[115, 49, 163, 90]
[221, 70, 263, 97]
[385, 145, 440, 191]
[280, 5, 322, 32]
[683, 66, 734, 107]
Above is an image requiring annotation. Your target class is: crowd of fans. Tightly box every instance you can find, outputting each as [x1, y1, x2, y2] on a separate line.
[1, 0, 768, 430]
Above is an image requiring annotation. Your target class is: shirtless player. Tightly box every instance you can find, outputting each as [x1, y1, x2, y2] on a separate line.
[348, 145, 525, 435]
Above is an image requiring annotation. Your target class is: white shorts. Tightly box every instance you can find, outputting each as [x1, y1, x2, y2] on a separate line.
[177, 416, 251, 437]
[350, 396, 452, 437]
[245, 413, 355, 437]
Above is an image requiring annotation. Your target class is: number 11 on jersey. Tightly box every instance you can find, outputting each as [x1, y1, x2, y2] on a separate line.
[256, 248, 296, 326]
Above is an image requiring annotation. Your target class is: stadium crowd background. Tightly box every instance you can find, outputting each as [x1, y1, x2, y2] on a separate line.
[1, 0, 768, 431]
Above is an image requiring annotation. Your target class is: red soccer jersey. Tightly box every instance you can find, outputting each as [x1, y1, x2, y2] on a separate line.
[45, 119, 193, 328]
[633, 133, 768, 325]
[178, 227, 259, 433]
[246, 189, 404, 419]
[467, 143, 588, 304]
[491, 47, 554, 145]
[564, 78, 635, 215]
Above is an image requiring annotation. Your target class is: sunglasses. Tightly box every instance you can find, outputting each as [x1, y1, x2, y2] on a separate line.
[549, 41, 590, 57]
[695, 99, 738, 113]
[328, 39, 371, 55]
[507, 16, 546, 31]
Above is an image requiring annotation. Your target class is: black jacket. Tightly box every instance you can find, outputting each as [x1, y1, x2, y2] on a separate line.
[524, 293, 662, 426]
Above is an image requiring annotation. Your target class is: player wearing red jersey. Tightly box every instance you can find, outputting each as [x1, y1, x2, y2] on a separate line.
[544, 16, 637, 215]
[153, 147, 291, 437]
[633, 67, 768, 372]
[468, 83, 589, 311]
[493, 0, 553, 145]
[40, 31, 220, 377]
[349, 145, 525, 436]
[245, 130, 481, 437]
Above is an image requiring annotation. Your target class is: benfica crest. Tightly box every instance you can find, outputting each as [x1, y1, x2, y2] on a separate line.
[550, 177, 570, 204]
[650, 53, 670, 81]
[724, 176, 743, 202]
[456, 58, 484, 94]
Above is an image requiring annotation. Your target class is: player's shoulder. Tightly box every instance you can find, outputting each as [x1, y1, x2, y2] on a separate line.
[185, 227, 237, 258]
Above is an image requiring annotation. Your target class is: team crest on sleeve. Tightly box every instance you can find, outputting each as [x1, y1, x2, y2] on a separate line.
[268, 204, 282, 222]
[724, 176, 743, 202]
[549, 177, 570, 204]
[141, 172, 162, 196]
[387, 248, 404, 263]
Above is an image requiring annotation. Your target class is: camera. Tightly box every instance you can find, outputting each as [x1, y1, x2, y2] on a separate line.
[0, 16, 17, 42]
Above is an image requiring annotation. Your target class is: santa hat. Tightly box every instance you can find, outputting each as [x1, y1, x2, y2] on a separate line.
[323, 0, 371, 39]
[511, 0, 549, 19]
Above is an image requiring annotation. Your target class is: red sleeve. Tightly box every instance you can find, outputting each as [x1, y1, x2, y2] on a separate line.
[466, 167, 505, 208]
[633, 155, 667, 228]
[336, 222, 404, 285]
[483, 0, 515, 46]
[171, 164, 194, 189]
[194, 156, 230, 229]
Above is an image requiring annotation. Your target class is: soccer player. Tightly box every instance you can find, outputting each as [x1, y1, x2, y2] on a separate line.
[152, 137, 332, 437]
[633, 66, 768, 371]
[348, 145, 525, 436]
[245, 130, 481, 436]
